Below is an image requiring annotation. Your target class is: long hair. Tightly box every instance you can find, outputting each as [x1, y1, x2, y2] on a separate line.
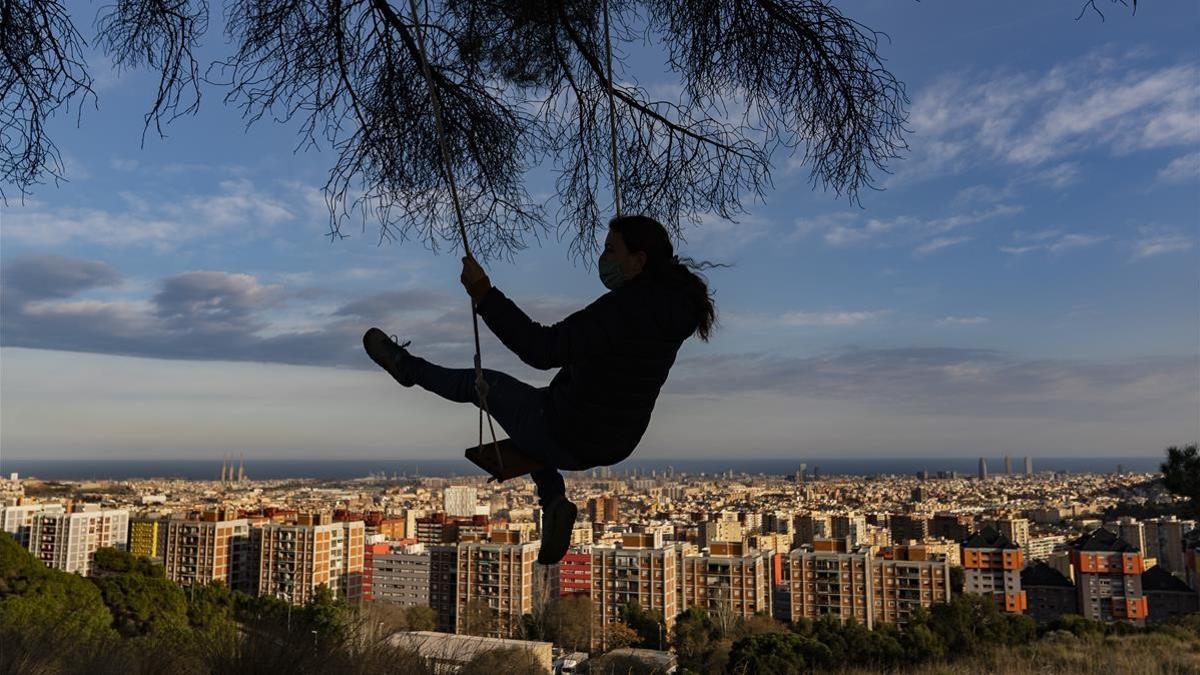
[608, 215, 727, 342]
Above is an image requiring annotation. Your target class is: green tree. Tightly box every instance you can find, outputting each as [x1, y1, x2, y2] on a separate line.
[544, 595, 592, 653]
[672, 607, 719, 669]
[620, 600, 666, 649]
[726, 632, 826, 675]
[88, 547, 188, 637]
[404, 604, 437, 631]
[1161, 443, 1200, 515]
[0, 533, 115, 642]
[461, 598, 498, 637]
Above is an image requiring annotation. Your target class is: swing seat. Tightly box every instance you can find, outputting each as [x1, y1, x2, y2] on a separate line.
[465, 438, 544, 482]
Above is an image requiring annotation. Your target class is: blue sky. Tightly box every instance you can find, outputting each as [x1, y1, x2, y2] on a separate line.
[1, 1, 1197, 462]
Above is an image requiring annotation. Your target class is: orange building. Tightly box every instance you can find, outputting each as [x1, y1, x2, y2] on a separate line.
[961, 526, 1026, 613]
[1068, 528, 1148, 624]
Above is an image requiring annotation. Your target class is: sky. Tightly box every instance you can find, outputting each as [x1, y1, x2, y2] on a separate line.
[1, 1, 1197, 463]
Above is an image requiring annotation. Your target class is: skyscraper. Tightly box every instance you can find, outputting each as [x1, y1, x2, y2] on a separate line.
[1024, 456, 1033, 476]
[978, 457, 988, 481]
[1004, 456, 1012, 475]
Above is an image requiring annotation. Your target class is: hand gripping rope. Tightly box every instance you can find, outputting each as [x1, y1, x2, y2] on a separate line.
[405, 0, 624, 474]
[406, 0, 503, 473]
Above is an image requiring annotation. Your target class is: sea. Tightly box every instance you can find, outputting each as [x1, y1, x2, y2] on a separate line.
[0, 456, 1165, 481]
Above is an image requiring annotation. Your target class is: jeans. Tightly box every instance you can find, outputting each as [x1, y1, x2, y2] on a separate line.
[404, 353, 581, 506]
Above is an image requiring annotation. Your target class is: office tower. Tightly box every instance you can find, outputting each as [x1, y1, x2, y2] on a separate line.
[1004, 456, 1012, 475]
[27, 508, 129, 576]
[444, 486, 478, 518]
[1024, 456, 1033, 476]
[678, 541, 770, 618]
[1, 503, 66, 547]
[591, 533, 677, 652]
[587, 496, 619, 524]
[1021, 562, 1078, 623]
[455, 531, 538, 638]
[978, 457, 988, 481]
[796, 463, 807, 484]
[1116, 463, 1125, 476]
[962, 526, 1026, 614]
[812, 466, 821, 480]
[554, 549, 593, 597]
[997, 518, 1031, 551]
[255, 520, 364, 604]
[1068, 528, 1147, 624]
[364, 542, 431, 606]
[163, 516, 251, 588]
[128, 517, 166, 560]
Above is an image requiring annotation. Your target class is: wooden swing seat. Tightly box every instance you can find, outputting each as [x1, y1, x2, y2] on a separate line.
[465, 438, 544, 483]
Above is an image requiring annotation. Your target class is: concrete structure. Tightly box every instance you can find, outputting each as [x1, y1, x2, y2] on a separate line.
[783, 539, 949, 628]
[978, 457, 988, 481]
[27, 508, 129, 576]
[128, 517, 165, 560]
[1068, 528, 1148, 624]
[387, 631, 552, 674]
[454, 531, 538, 638]
[1141, 565, 1198, 623]
[443, 486, 478, 518]
[587, 496, 619, 524]
[962, 526, 1026, 614]
[997, 518, 1031, 552]
[1025, 534, 1068, 561]
[677, 541, 771, 619]
[1021, 561, 1078, 624]
[1145, 517, 1194, 575]
[554, 548, 593, 597]
[889, 514, 929, 544]
[591, 533, 677, 652]
[365, 541, 430, 606]
[1024, 456, 1033, 476]
[164, 516, 253, 589]
[255, 520, 364, 604]
[2, 503, 65, 547]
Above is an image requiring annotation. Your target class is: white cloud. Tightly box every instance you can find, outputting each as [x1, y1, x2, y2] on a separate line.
[2, 180, 304, 251]
[1001, 231, 1108, 255]
[725, 308, 886, 329]
[1157, 152, 1200, 183]
[938, 316, 991, 326]
[897, 52, 1200, 184]
[1133, 226, 1194, 260]
[915, 236, 972, 257]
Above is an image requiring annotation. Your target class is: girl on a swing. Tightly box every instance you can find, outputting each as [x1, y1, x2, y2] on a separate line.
[363, 215, 718, 565]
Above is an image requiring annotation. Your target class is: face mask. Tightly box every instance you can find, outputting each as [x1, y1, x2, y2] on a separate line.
[598, 256, 625, 290]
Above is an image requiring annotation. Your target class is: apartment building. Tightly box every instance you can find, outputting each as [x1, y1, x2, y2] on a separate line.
[455, 530, 538, 638]
[27, 507, 129, 576]
[587, 496, 620, 524]
[2, 503, 66, 547]
[128, 517, 165, 560]
[365, 541, 431, 607]
[163, 516, 251, 589]
[962, 526, 1026, 614]
[1068, 528, 1147, 624]
[997, 518, 1031, 551]
[872, 545, 951, 625]
[255, 520, 364, 604]
[591, 532, 677, 652]
[677, 541, 771, 619]
[554, 549, 593, 597]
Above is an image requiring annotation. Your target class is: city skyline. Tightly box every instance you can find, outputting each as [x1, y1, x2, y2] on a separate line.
[2, 2, 1197, 460]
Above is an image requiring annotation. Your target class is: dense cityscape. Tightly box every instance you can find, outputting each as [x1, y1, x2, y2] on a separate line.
[2, 453, 1197, 673]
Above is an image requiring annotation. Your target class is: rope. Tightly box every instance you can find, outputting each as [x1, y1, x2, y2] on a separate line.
[602, 0, 622, 217]
[406, 0, 503, 474]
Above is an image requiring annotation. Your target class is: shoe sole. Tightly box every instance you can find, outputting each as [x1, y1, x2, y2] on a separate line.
[538, 500, 578, 565]
[363, 329, 415, 387]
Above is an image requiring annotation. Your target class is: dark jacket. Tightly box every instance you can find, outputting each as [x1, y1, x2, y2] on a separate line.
[475, 271, 699, 466]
